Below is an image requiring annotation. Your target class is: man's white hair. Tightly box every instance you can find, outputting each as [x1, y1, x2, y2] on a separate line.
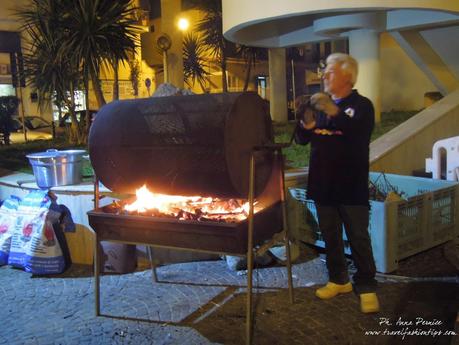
[326, 53, 358, 85]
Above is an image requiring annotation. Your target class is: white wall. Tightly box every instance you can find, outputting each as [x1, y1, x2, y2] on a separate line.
[371, 88, 459, 174]
[380, 32, 437, 111]
[0, 0, 52, 120]
[89, 52, 156, 109]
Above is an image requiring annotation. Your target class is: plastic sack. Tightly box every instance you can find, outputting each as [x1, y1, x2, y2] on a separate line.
[0, 196, 21, 265]
[8, 190, 65, 274]
[17, 190, 51, 212]
[8, 209, 65, 274]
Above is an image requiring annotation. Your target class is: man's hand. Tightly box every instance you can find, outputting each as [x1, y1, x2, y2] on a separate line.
[295, 95, 316, 129]
[300, 119, 316, 130]
[301, 106, 317, 130]
[310, 92, 339, 117]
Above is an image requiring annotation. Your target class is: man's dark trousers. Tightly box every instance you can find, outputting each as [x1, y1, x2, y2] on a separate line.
[316, 204, 377, 294]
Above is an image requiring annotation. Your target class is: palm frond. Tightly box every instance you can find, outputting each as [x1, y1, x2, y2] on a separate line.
[58, 0, 140, 105]
[194, 0, 235, 92]
[15, 0, 141, 142]
[183, 32, 209, 90]
[16, 0, 79, 109]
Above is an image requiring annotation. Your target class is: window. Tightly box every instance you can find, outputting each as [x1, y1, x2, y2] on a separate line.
[0, 84, 14, 97]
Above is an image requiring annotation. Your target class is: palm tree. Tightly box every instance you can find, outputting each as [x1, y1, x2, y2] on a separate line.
[61, 0, 139, 108]
[17, 0, 85, 143]
[112, 59, 120, 101]
[236, 45, 268, 91]
[16, 0, 140, 144]
[129, 59, 140, 97]
[183, 32, 209, 92]
[196, 0, 235, 92]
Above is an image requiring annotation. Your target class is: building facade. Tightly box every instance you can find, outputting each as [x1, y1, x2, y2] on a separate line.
[222, 0, 459, 121]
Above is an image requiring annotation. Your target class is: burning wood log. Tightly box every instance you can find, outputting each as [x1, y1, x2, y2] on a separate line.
[105, 185, 260, 223]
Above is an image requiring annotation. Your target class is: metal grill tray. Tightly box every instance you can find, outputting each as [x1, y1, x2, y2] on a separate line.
[88, 202, 283, 255]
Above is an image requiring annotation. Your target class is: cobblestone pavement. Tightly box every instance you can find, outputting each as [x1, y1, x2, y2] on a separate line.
[0, 244, 458, 345]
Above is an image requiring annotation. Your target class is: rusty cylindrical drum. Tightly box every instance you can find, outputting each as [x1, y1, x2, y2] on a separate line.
[88, 92, 274, 198]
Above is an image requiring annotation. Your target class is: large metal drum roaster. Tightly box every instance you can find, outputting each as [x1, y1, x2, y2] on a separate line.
[88, 92, 274, 198]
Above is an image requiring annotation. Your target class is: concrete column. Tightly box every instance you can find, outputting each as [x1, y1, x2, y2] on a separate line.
[160, 0, 184, 88]
[268, 48, 288, 123]
[348, 29, 381, 122]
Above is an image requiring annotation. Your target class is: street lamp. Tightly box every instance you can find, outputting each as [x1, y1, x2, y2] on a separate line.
[156, 34, 172, 83]
[177, 17, 189, 31]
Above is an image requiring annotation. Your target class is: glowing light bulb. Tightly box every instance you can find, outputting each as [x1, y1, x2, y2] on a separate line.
[177, 18, 189, 31]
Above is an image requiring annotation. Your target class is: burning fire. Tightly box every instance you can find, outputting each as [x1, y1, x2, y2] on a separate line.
[124, 185, 259, 222]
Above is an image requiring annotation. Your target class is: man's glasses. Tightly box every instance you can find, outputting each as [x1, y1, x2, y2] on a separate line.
[317, 60, 326, 79]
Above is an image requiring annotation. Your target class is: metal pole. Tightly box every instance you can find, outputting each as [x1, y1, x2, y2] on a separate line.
[291, 59, 296, 116]
[278, 149, 294, 303]
[246, 153, 256, 345]
[94, 233, 100, 316]
[147, 246, 158, 283]
[93, 174, 101, 316]
[318, 60, 325, 92]
[13, 53, 28, 142]
[163, 51, 169, 83]
[94, 176, 100, 210]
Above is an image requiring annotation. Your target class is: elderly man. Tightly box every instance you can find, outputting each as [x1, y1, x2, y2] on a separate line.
[295, 53, 379, 313]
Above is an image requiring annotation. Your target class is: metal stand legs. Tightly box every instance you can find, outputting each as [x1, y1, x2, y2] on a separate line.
[245, 150, 295, 345]
[147, 246, 158, 283]
[92, 150, 295, 345]
[94, 234, 100, 316]
[280, 161, 295, 304]
[246, 155, 256, 345]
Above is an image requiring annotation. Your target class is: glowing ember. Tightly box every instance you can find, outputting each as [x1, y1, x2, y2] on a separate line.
[124, 185, 258, 222]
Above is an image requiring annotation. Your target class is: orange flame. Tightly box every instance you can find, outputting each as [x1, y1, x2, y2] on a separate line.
[124, 185, 258, 222]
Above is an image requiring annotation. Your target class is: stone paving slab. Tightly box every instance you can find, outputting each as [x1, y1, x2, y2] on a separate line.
[0, 253, 458, 345]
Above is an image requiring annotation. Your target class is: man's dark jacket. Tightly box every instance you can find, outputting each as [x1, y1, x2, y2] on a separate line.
[295, 90, 374, 205]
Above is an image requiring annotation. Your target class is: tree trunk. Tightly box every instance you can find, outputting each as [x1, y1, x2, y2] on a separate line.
[58, 106, 63, 123]
[221, 54, 228, 92]
[84, 77, 91, 143]
[113, 60, 119, 101]
[91, 72, 106, 108]
[243, 56, 253, 92]
[68, 83, 84, 144]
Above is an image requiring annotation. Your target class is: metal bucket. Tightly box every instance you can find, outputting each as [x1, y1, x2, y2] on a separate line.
[26, 149, 87, 189]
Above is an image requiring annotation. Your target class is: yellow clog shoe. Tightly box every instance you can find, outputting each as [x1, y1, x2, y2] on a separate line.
[315, 282, 353, 300]
[360, 293, 380, 313]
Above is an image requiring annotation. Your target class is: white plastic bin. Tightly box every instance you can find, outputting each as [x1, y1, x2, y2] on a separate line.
[426, 136, 459, 181]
